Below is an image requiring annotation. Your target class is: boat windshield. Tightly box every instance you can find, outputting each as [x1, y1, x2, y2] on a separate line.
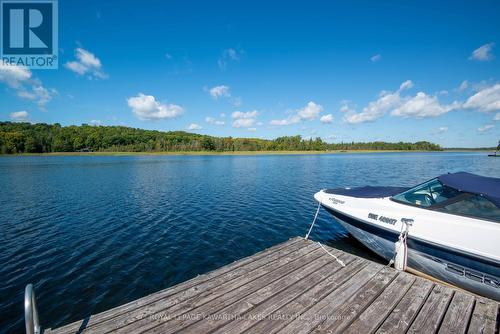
[436, 194, 500, 221]
[392, 177, 500, 221]
[391, 178, 460, 207]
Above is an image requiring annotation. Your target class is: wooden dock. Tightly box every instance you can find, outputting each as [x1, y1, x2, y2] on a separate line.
[47, 237, 499, 333]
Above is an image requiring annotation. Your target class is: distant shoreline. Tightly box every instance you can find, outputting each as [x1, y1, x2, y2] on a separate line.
[0, 149, 493, 157]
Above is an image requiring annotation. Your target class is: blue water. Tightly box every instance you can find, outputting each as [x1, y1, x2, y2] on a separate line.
[0, 152, 498, 333]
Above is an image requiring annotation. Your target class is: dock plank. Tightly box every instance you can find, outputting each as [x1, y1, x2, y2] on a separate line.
[376, 279, 434, 334]
[177, 250, 350, 333]
[467, 298, 499, 334]
[407, 284, 454, 334]
[276, 262, 384, 334]
[46, 237, 500, 334]
[93, 240, 322, 334]
[239, 258, 368, 334]
[343, 272, 415, 334]
[49, 237, 304, 333]
[52, 237, 308, 334]
[438, 291, 475, 334]
[145, 248, 329, 334]
[196, 248, 356, 334]
[311, 266, 398, 333]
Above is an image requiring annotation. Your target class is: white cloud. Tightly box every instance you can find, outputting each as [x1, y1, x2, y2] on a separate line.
[19, 86, 56, 109]
[186, 123, 202, 130]
[232, 110, 258, 119]
[9, 111, 29, 121]
[231, 96, 242, 107]
[0, 63, 31, 88]
[233, 118, 256, 128]
[462, 84, 500, 113]
[339, 102, 355, 113]
[494, 113, 500, 121]
[205, 117, 225, 126]
[26, 86, 56, 108]
[270, 117, 300, 126]
[0, 63, 56, 108]
[208, 85, 231, 99]
[469, 43, 495, 61]
[399, 80, 414, 91]
[436, 126, 448, 134]
[231, 110, 259, 128]
[205, 85, 241, 106]
[478, 124, 494, 132]
[127, 93, 184, 121]
[371, 54, 381, 62]
[343, 80, 459, 123]
[344, 81, 412, 124]
[65, 48, 108, 79]
[218, 48, 243, 70]
[458, 80, 469, 92]
[248, 127, 257, 132]
[392, 92, 458, 118]
[270, 101, 323, 126]
[298, 102, 323, 120]
[320, 114, 334, 124]
[89, 120, 102, 126]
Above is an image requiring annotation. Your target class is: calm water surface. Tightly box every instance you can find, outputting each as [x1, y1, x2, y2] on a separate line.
[0, 152, 499, 333]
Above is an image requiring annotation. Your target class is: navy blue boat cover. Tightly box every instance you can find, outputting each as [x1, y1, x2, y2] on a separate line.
[325, 186, 409, 198]
[438, 172, 500, 207]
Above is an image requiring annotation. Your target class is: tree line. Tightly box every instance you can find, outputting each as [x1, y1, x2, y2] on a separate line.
[0, 122, 443, 154]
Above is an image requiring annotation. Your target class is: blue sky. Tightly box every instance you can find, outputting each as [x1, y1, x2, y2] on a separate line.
[1, 0, 500, 147]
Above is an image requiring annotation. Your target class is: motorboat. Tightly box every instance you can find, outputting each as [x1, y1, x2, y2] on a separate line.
[314, 172, 500, 301]
[488, 140, 500, 157]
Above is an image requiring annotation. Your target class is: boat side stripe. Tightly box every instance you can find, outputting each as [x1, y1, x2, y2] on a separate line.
[322, 205, 500, 279]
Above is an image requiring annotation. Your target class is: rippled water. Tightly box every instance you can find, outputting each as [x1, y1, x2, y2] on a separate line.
[0, 152, 498, 333]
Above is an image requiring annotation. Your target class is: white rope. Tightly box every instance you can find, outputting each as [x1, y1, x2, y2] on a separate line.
[305, 201, 321, 240]
[318, 242, 346, 267]
[304, 198, 345, 267]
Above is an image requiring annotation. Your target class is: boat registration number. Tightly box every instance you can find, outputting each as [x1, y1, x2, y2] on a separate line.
[368, 213, 397, 225]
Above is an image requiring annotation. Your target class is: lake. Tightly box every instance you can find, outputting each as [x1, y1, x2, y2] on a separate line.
[0, 152, 498, 333]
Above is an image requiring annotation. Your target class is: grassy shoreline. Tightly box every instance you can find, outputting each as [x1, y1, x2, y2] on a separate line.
[0, 149, 492, 157]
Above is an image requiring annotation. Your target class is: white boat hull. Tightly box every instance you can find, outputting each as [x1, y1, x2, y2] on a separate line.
[315, 190, 500, 301]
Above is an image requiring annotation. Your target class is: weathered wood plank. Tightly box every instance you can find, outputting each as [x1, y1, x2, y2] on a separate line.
[184, 249, 355, 333]
[115, 242, 324, 333]
[51, 237, 306, 334]
[375, 278, 434, 334]
[407, 284, 454, 334]
[240, 258, 368, 334]
[47, 238, 500, 334]
[342, 272, 415, 334]
[467, 297, 499, 334]
[311, 266, 399, 333]
[144, 245, 328, 334]
[438, 292, 475, 334]
[276, 262, 384, 334]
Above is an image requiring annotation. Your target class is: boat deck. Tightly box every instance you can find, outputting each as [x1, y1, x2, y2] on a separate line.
[47, 237, 499, 333]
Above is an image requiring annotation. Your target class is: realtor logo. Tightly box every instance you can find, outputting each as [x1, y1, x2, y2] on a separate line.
[1, 0, 58, 69]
